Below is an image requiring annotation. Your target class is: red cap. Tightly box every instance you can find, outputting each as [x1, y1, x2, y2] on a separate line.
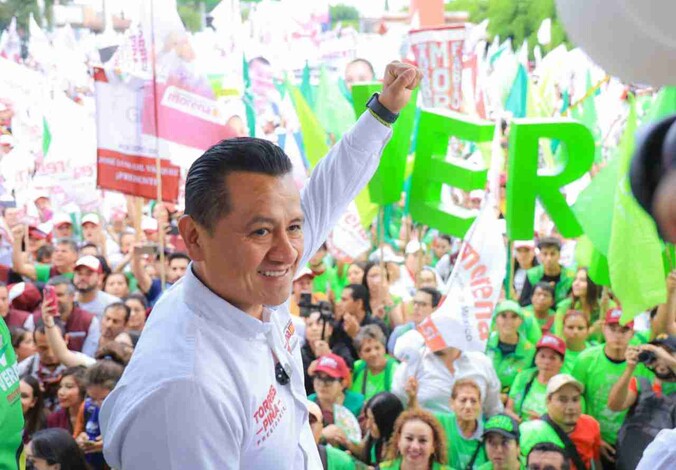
[28, 226, 49, 240]
[605, 308, 634, 328]
[313, 354, 350, 380]
[536, 334, 566, 357]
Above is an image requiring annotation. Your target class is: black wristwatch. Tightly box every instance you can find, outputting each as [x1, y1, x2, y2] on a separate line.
[366, 93, 399, 124]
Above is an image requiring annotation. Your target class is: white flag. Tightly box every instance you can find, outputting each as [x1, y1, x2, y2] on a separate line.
[417, 205, 507, 352]
[537, 18, 552, 45]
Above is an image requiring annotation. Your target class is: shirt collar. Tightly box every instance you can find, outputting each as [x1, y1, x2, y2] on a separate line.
[181, 263, 279, 339]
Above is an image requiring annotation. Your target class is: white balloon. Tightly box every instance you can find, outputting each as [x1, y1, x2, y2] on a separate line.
[556, 0, 676, 86]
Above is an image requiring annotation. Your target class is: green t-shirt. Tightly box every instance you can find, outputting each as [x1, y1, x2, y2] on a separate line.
[508, 368, 548, 420]
[485, 332, 536, 392]
[435, 412, 487, 469]
[34, 264, 74, 283]
[349, 357, 398, 402]
[379, 457, 452, 470]
[518, 419, 563, 459]
[313, 264, 341, 296]
[308, 390, 365, 422]
[523, 305, 556, 333]
[571, 345, 650, 445]
[326, 445, 361, 470]
[561, 345, 589, 375]
[476, 457, 526, 470]
[0, 318, 23, 470]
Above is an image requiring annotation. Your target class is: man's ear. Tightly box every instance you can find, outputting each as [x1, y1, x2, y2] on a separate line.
[178, 215, 206, 262]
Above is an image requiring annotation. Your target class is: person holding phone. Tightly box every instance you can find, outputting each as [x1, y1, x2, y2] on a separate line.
[130, 248, 190, 307]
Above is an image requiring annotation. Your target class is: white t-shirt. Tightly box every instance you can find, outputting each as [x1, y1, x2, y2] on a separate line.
[78, 291, 121, 320]
[99, 111, 391, 469]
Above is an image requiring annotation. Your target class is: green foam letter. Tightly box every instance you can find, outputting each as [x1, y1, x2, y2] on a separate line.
[506, 119, 595, 240]
[409, 110, 495, 237]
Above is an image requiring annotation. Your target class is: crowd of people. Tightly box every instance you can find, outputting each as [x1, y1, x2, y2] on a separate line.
[1, 171, 675, 470]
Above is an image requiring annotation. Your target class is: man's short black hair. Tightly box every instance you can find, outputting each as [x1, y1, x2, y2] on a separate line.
[533, 282, 555, 299]
[418, 287, 442, 308]
[438, 234, 452, 245]
[184, 138, 293, 233]
[168, 252, 190, 265]
[36, 244, 54, 263]
[56, 238, 78, 254]
[34, 317, 66, 337]
[345, 284, 369, 313]
[527, 442, 569, 470]
[104, 302, 131, 323]
[537, 237, 562, 252]
[48, 275, 75, 295]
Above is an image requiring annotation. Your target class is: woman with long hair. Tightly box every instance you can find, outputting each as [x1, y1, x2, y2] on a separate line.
[379, 408, 451, 470]
[553, 267, 604, 338]
[334, 392, 405, 465]
[363, 262, 404, 328]
[47, 366, 88, 434]
[26, 428, 91, 470]
[20, 376, 47, 444]
[11, 327, 36, 363]
[124, 293, 148, 332]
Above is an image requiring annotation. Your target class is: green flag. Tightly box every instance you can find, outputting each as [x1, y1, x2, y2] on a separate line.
[645, 86, 676, 123]
[314, 65, 355, 141]
[607, 98, 667, 323]
[505, 63, 528, 118]
[300, 61, 315, 110]
[242, 55, 256, 137]
[287, 82, 328, 169]
[42, 116, 51, 157]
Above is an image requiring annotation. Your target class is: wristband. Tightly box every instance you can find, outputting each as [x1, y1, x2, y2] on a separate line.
[366, 93, 399, 124]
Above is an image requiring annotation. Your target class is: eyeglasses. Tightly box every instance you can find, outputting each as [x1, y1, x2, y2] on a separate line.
[313, 375, 340, 385]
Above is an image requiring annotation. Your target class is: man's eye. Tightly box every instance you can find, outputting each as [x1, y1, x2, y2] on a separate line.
[289, 224, 302, 232]
[252, 228, 270, 237]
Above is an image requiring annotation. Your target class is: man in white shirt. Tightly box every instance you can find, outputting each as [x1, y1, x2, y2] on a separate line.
[392, 328, 504, 418]
[100, 60, 420, 469]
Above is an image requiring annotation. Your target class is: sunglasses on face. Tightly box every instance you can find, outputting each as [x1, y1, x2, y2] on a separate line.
[313, 375, 340, 385]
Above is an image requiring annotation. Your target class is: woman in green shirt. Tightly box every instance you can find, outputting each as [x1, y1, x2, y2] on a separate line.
[350, 325, 399, 402]
[363, 262, 404, 328]
[378, 408, 452, 470]
[505, 334, 566, 422]
[560, 310, 593, 374]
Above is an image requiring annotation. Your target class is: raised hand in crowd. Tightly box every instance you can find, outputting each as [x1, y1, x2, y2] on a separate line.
[343, 313, 361, 339]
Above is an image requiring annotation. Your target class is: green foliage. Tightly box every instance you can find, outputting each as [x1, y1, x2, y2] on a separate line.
[0, 0, 41, 31]
[177, 3, 203, 32]
[445, 0, 570, 57]
[330, 4, 360, 29]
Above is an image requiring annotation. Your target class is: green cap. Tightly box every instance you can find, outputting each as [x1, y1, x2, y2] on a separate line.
[495, 300, 524, 319]
[482, 413, 520, 441]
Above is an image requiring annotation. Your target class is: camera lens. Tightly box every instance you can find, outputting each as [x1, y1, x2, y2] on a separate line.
[638, 350, 656, 363]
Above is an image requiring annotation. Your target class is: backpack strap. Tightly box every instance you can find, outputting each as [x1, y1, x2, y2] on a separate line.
[541, 414, 586, 470]
[464, 440, 483, 470]
[518, 370, 538, 416]
[317, 444, 329, 470]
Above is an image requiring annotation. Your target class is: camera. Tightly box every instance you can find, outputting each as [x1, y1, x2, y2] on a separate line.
[638, 350, 656, 364]
[298, 293, 333, 321]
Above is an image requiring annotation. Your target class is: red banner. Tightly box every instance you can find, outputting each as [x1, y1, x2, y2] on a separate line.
[96, 149, 180, 203]
[409, 26, 465, 111]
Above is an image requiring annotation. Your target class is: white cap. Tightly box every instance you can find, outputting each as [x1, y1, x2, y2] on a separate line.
[33, 190, 50, 202]
[405, 240, 426, 255]
[293, 267, 315, 281]
[513, 240, 535, 250]
[369, 245, 404, 264]
[75, 255, 102, 273]
[81, 213, 100, 226]
[8, 282, 25, 303]
[546, 373, 584, 397]
[52, 213, 72, 227]
[141, 217, 158, 233]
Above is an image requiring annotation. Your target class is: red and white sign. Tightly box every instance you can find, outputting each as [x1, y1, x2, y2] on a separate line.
[409, 26, 465, 111]
[417, 205, 506, 352]
[326, 203, 372, 262]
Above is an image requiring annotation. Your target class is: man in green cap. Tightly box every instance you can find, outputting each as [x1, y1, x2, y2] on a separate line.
[486, 301, 537, 395]
[0, 317, 23, 469]
[478, 413, 524, 469]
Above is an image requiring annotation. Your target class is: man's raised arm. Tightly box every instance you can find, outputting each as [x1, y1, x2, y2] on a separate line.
[299, 61, 420, 267]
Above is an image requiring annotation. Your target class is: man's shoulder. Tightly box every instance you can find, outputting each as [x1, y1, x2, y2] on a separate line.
[99, 291, 121, 304]
[576, 344, 604, 362]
